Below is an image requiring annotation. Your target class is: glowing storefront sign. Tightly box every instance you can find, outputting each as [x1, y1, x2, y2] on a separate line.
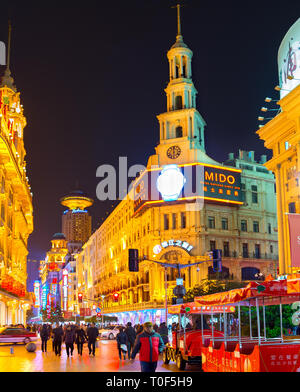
[41, 284, 48, 310]
[153, 239, 194, 254]
[62, 270, 68, 311]
[278, 18, 300, 99]
[156, 164, 186, 201]
[33, 281, 40, 308]
[133, 163, 242, 214]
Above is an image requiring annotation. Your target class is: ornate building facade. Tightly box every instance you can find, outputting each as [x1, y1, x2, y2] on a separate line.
[75, 12, 278, 325]
[0, 32, 33, 325]
[258, 18, 300, 275]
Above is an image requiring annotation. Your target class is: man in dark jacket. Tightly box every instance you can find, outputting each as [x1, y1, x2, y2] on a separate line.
[131, 321, 164, 372]
[64, 325, 76, 357]
[52, 324, 64, 356]
[157, 322, 168, 344]
[75, 326, 88, 356]
[124, 322, 136, 359]
[40, 324, 50, 353]
[116, 326, 129, 360]
[87, 322, 99, 356]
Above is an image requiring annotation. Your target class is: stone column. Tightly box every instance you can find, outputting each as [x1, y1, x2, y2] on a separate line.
[275, 164, 286, 274]
[180, 56, 183, 77]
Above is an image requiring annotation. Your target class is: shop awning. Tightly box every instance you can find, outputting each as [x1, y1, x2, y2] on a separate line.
[194, 278, 290, 307]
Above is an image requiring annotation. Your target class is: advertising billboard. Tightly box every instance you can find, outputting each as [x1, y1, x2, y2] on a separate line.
[133, 163, 242, 214]
[278, 18, 300, 99]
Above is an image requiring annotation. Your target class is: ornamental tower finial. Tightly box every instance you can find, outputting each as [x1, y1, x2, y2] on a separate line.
[0, 19, 17, 91]
[177, 3, 182, 37]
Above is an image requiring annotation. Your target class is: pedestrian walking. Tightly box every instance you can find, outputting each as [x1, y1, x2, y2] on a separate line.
[40, 324, 50, 352]
[157, 322, 169, 344]
[124, 322, 136, 359]
[64, 325, 76, 357]
[52, 323, 64, 356]
[75, 325, 88, 356]
[131, 321, 165, 372]
[136, 324, 143, 335]
[116, 326, 128, 360]
[87, 322, 99, 356]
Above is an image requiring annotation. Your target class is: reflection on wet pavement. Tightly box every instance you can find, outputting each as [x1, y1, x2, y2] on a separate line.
[0, 339, 200, 372]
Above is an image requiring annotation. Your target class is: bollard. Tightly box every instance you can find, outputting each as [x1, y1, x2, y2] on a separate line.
[10, 346, 14, 355]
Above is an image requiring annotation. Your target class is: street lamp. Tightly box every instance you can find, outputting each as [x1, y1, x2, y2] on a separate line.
[255, 272, 264, 281]
[100, 295, 105, 327]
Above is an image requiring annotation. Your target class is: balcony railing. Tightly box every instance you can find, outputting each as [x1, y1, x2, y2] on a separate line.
[222, 251, 278, 260]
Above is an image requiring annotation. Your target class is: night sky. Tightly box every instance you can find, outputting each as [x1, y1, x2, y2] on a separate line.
[0, 0, 299, 262]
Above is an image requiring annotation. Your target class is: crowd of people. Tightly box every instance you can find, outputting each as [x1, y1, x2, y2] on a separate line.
[37, 322, 99, 357]
[25, 320, 170, 372]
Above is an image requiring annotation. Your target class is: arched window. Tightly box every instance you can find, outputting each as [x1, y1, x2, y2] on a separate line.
[145, 270, 149, 283]
[208, 266, 230, 280]
[242, 267, 260, 281]
[175, 126, 183, 138]
[175, 95, 182, 110]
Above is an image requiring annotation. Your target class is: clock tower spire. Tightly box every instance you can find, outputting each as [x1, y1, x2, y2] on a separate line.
[147, 4, 217, 168]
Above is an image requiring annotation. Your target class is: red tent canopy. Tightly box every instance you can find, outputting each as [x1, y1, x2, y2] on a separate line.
[194, 279, 290, 307]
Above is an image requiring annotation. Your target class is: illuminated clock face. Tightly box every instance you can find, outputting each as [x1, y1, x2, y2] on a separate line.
[167, 145, 181, 159]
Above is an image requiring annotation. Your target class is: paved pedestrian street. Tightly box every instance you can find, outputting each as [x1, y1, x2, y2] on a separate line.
[0, 339, 199, 372]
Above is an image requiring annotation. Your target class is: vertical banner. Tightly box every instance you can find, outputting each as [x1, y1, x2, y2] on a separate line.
[288, 213, 300, 268]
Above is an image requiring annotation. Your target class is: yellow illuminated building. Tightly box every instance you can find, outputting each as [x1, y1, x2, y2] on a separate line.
[39, 234, 68, 285]
[0, 24, 33, 325]
[75, 9, 278, 324]
[257, 18, 300, 275]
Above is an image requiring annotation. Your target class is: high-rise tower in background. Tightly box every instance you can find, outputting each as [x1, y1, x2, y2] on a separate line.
[60, 190, 93, 246]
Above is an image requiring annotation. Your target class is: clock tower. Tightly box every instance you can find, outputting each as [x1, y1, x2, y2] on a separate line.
[147, 4, 218, 168]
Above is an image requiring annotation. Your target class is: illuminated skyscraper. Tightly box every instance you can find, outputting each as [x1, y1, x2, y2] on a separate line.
[60, 190, 93, 245]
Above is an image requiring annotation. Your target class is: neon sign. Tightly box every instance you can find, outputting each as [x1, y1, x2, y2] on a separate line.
[133, 163, 242, 214]
[156, 165, 186, 201]
[41, 284, 48, 310]
[153, 239, 193, 254]
[33, 281, 40, 308]
[62, 270, 68, 311]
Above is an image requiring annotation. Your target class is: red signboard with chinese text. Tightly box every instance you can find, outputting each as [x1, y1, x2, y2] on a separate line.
[80, 308, 91, 317]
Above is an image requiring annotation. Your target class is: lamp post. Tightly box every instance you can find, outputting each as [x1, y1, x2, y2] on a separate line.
[101, 295, 105, 328]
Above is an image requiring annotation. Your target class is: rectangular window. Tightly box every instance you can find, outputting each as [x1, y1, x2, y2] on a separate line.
[223, 242, 229, 257]
[208, 216, 215, 229]
[164, 214, 169, 230]
[221, 218, 228, 230]
[210, 241, 216, 251]
[181, 212, 186, 229]
[172, 213, 177, 229]
[241, 220, 247, 232]
[241, 183, 246, 202]
[251, 185, 258, 204]
[289, 202, 296, 213]
[270, 244, 273, 254]
[255, 244, 261, 259]
[242, 243, 249, 258]
[253, 221, 259, 233]
[268, 223, 272, 234]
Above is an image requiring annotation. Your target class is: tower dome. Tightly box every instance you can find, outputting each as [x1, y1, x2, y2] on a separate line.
[60, 189, 94, 210]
